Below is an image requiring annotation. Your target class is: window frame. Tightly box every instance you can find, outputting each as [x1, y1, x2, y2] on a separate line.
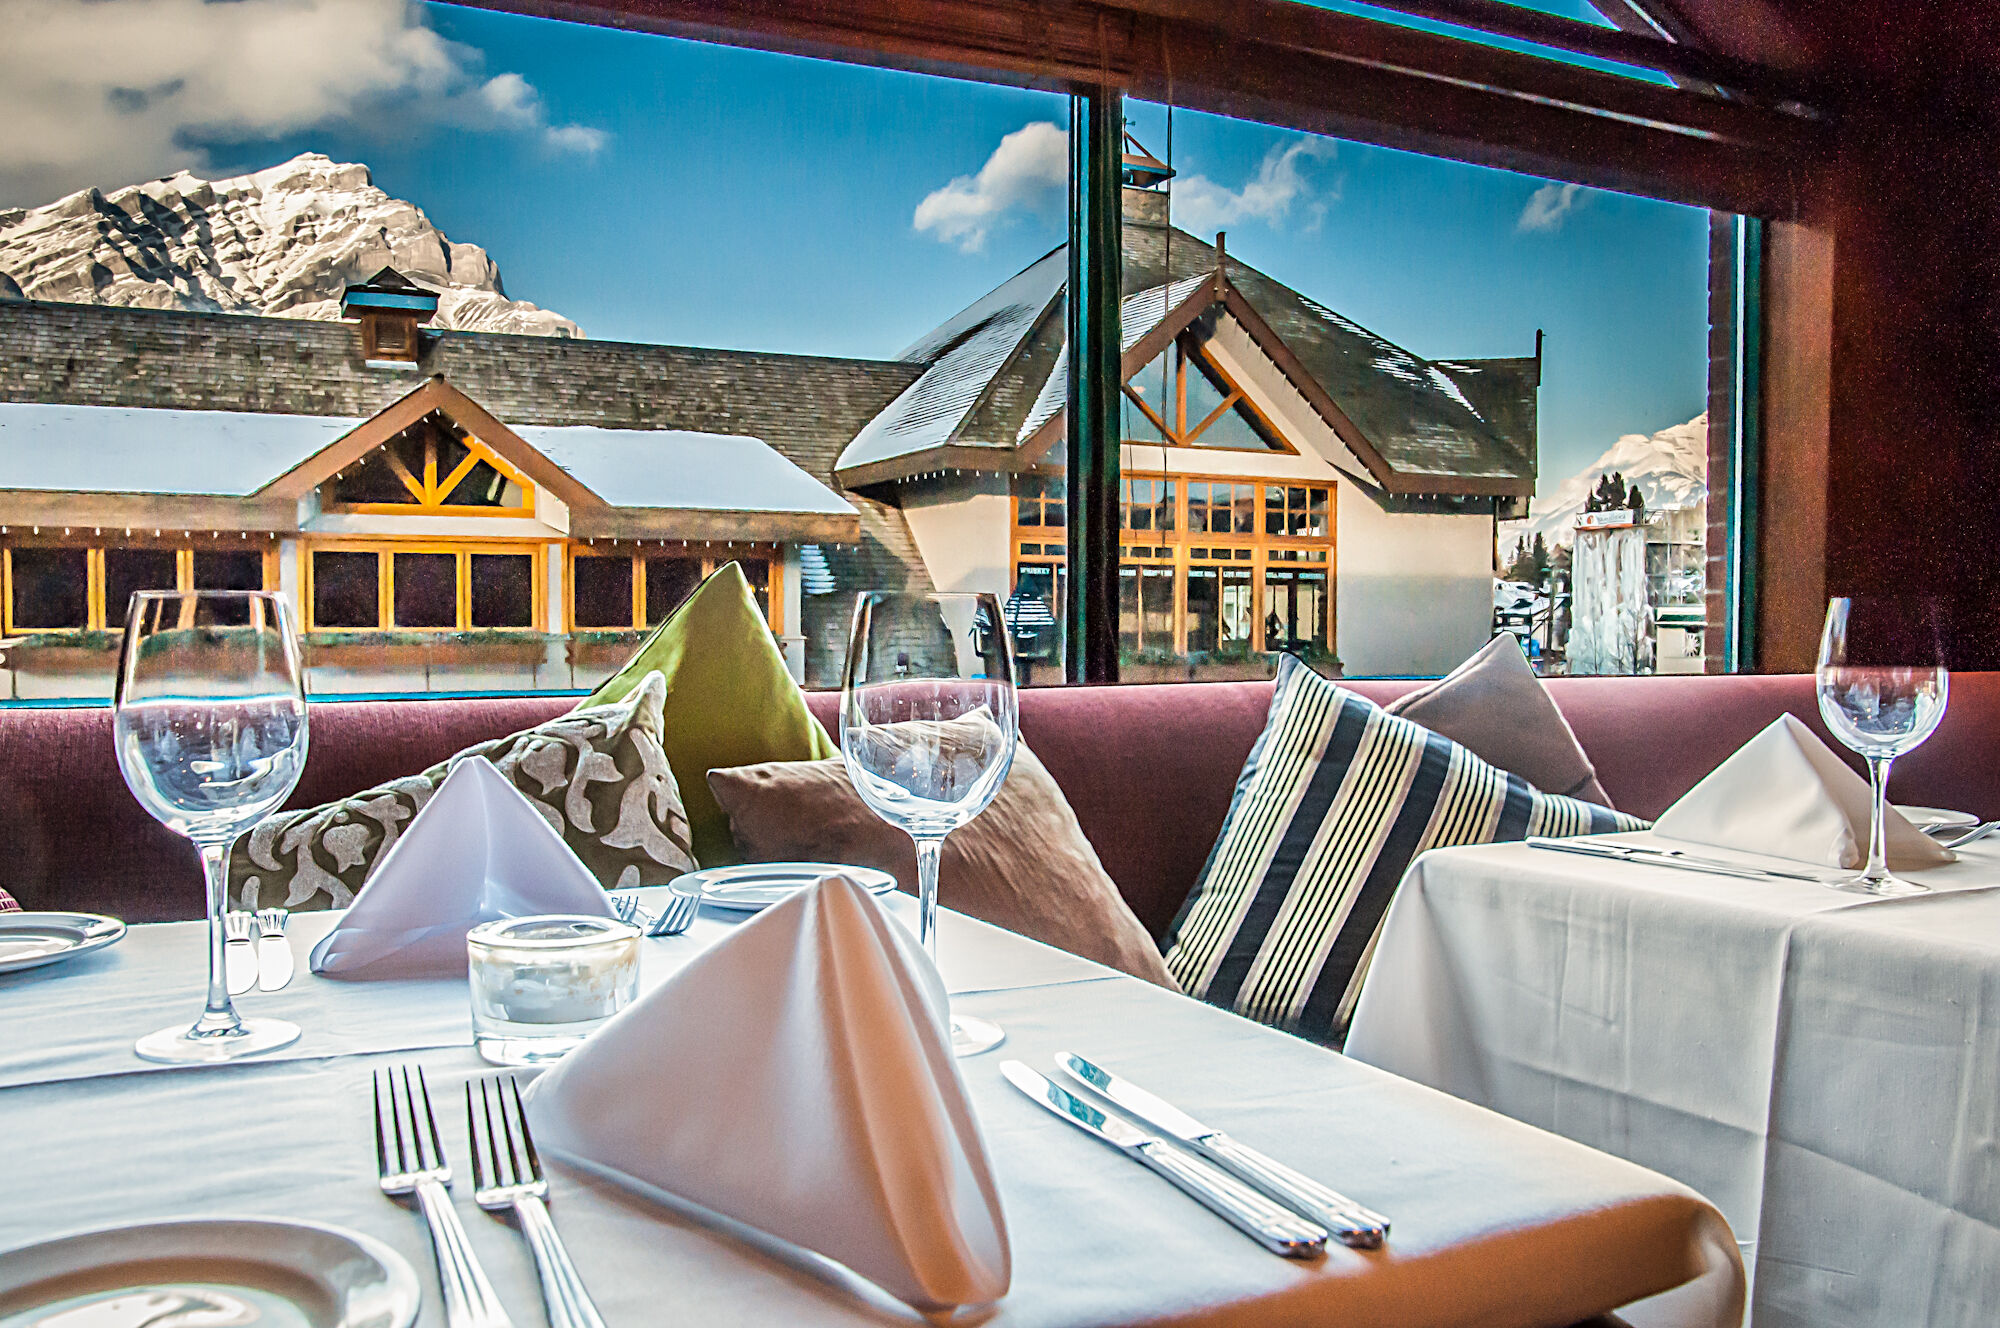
[300, 539, 546, 633]
[321, 428, 537, 519]
[563, 544, 784, 635]
[1121, 335, 1295, 455]
[1, 542, 277, 634]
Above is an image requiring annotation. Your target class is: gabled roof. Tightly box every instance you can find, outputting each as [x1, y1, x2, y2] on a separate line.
[834, 208, 1538, 497]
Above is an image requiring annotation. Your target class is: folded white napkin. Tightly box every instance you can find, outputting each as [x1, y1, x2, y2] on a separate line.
[523, 873, 1010, 1311]
[309, 756, 614, 978]
[1653, 714, 1953, 871]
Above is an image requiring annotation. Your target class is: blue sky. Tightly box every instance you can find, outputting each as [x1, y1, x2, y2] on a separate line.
[14, 0, 1706, 496]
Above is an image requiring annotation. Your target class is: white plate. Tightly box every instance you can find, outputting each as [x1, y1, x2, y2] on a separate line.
[1897, 805, 1979, 833]
[0, 912, 125, 975]
[0, 1217, 420, 1328]
[675, 862, 902, 913]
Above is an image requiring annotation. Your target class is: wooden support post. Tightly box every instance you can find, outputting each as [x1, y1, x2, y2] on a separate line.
[1066, 85, 1123, 685]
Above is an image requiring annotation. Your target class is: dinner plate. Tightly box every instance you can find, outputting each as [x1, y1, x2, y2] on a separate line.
[674, 862, 902, 912]
[0, 912, 125, 975]
[0, 1217, 420, 1328]
[1897, 805, 1978, 833]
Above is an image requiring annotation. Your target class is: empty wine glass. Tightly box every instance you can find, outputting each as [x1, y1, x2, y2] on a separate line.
[116, 591, 311, 1063]
[1815, 596, 1948, 896]
[841, 591, 1017, 1055]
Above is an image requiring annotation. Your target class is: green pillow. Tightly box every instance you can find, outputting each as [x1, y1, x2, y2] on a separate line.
[578, 561, 835, 866]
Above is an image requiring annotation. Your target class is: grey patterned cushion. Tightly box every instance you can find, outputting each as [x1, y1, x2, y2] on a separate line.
[231, 671, 695, 910]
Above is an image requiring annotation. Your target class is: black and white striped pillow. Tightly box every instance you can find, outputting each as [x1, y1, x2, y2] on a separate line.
[1164, 655, 1644, 1045]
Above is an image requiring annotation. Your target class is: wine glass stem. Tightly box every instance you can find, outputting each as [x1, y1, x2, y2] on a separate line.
[1865, 754, 1895, 883]
[914, 835, 944, 961]
[194, 838, 243, 1036]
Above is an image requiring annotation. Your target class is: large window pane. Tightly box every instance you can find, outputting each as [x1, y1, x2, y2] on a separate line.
[471, 554, 534, 628]
[192, 550, 264, 591]
[645, 556, 703, 626]
[103, 549, 178, 629]
[10, 548, 88, 629]
[312, 551, 379, 629]
[573, 556, 634, 629]
[393, 552, 458, 628]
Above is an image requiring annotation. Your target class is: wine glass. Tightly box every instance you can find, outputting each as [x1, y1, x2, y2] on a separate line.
[1815, 596, 1948, 896]
[841, 591, 1018, 1056]
[116, 591, 311, 1063]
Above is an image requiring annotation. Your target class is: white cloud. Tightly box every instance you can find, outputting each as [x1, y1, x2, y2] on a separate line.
[0, 0, 607, 206]
[1517, 181, 1585, 233]
[1173, 136, 1338, 237]
[914, 121, 1067, 253]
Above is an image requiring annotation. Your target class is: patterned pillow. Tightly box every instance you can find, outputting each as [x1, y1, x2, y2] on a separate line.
[232, 671, 695, 910]
[1164, 655, 1645, 1046]
[0, 886, 16, 912]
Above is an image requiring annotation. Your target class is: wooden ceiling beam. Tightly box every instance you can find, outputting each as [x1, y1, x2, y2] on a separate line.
[446, 0, 1819, 217]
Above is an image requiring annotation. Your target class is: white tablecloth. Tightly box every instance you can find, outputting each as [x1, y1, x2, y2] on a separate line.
[1346, 834, 2000, 1328]
[2, 889, 1742, 1327]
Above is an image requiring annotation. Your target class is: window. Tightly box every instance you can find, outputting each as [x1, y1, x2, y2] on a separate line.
[569, 551, 778, 633]
[1266, 486, 1331, 539]
[305, 544, 544, 632]
[1123, 339, 1285, 453]
[1122, 478, 1176, 532]
[1015, 474, 1067, 528]
[3, 544, 274, 634]
[1186, 482, 1256, 536]
[326, 416, 531, 515]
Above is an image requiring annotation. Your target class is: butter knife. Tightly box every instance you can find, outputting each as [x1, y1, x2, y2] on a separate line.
[223, 911, 258, 996]
[1000, 1060, 1327, 1258]
[255, 907, 294, 992]
[1055, 1052, 1388, 1249]
[1523, 836, 1827, 883]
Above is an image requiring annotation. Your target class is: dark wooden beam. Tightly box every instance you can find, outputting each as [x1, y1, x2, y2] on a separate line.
[446, 0, 1820, 218]
[1067, 86, 1123, 685]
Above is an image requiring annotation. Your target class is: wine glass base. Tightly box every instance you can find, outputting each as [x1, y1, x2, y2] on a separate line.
[135, 1016, 300, 1065]
[1834, 873, 1930, 898]
[951, 1014, 1005, 1057]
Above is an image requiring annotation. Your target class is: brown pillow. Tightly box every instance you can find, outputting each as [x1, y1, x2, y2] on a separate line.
[1386, 632, 1614, 806]
[708, 747, 1178, 989]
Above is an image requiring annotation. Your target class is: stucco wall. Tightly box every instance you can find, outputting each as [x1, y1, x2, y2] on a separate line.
[1332, 475, 1495, 677]
[899, 472, 1012, 598]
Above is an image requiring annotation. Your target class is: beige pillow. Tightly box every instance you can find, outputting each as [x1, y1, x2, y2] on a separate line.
[708, 747, 1179, 989]
[1386, 633, 1614, 806]
[233, 671, 696, 910]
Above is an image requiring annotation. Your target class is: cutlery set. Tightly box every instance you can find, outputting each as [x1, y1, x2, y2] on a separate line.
[222, 907, 293, 994]
[375, 1064, 603, 1328]
[1002, 1053, 1388, 1259]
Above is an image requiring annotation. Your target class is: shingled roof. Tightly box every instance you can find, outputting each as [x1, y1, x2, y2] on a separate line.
[836, 190, 1538, 498]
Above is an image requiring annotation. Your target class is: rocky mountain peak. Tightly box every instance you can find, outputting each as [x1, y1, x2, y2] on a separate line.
[0, 151, 578, 337]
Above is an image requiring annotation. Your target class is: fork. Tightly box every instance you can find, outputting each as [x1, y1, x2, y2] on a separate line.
[1943, 820, 2000, 850]
[609, 888, 698, 937]
[374, 1066, 514, 1328]
[467, 1075, 607, 1328]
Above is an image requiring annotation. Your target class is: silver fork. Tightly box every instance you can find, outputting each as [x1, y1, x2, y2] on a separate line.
[373, 1066, 513, 1328]
[467, 1075, 607, 1328]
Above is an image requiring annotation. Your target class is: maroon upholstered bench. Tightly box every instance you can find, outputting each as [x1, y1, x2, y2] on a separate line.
[8, 672, 2000, 928]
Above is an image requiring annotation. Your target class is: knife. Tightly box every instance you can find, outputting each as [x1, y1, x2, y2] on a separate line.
[1523, 837, 1827, 883]
[1000, 1060, 1327, 1258]
[255, 907, 294, 992]
[1054, 1052, 1388, 1249]
[223, 911, 258, 996]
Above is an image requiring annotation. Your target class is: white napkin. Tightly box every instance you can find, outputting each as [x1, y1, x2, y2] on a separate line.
[1652, 714, 1954, 871]
[523, 873, 1010, 1311]
[308, 756, 614, 978]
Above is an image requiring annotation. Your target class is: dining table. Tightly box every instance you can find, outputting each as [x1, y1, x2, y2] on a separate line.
[1345, 830, 2000, 1328]
[1, 886, 1743, 1328]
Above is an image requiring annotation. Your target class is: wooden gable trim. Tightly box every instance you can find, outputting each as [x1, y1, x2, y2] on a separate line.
[254, 376, 605, 511]
[1017, 273, 1224, 465]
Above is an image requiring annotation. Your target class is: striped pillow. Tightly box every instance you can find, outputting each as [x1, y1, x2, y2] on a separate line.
[1164, 655, 1644, 1045]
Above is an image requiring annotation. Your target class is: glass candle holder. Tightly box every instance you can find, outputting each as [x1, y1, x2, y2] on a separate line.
[467, 914, 640, 1066]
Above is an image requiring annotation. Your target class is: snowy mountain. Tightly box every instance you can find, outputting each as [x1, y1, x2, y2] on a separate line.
[0, 153, 578, 337]
[1512, 414, 1707, 550]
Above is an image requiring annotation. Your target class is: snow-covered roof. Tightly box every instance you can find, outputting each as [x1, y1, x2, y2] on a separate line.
[519, 425, 855, 515]
[1016, 273, 1214, 444]
[0, 403, 361, 495]
[836, 249, 1065, 473]
[0, 403, 855, 518]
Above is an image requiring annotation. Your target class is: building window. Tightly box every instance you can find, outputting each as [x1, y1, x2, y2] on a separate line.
[1122, 478, 1176, 532]
[325, 415, 532, 516]
[1266, 485, 1331, 539]
[1123, 337, 1286, 453]
[1186, 482, 1256, 536]
[3, 544, 275, 634]
[306, 543, 543, 631]
[1265, 569, 1330, 654]
[1015, 474, 1066, 528]
[569, 550, 779, 633]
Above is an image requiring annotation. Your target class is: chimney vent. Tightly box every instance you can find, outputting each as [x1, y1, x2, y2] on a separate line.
[341, 267, 439, 368]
